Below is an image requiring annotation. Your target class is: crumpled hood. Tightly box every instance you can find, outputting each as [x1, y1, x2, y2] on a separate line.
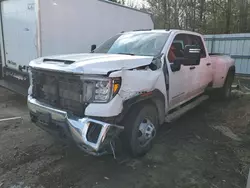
[29, 53, 154, 74]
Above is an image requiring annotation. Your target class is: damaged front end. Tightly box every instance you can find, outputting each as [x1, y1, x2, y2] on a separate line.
[28, 96, 124, 157]
[68, 117, 124, 156]
[27, 51, 164, 157]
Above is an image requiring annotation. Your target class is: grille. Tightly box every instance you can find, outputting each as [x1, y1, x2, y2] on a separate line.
[32, 69, 86, 117]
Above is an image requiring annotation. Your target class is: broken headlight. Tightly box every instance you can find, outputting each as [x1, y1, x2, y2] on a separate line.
[81, 76, 121, 103]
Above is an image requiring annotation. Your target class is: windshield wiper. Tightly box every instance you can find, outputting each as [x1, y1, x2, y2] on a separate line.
[117, 53, 135, 56]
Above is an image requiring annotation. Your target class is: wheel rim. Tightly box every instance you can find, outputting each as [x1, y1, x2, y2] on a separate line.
[137, 118, 156, 147]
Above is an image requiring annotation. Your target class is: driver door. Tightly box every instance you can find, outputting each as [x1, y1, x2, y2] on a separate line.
[167, 34, 198, 110]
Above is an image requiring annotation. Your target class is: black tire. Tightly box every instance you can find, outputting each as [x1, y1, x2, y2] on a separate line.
[219, 71, 234, 99]
[210, 71, 234, 100]
[122, 103, 159, 157]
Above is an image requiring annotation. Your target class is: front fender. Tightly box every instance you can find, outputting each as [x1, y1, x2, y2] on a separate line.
[85, 69, 165, 118]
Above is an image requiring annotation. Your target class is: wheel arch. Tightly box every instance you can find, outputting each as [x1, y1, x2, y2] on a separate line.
[212, 65, 236, 89]
[228, 65, 236, 76]
[225, 65, 236, 85]
[122, 89, 166, 125]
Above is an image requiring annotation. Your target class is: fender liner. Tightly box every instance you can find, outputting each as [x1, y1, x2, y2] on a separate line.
[226, 65, 236, 84]
[228, 65, 236, 75]
[121, 89, 166, 124]
[211, 65, 236, 89]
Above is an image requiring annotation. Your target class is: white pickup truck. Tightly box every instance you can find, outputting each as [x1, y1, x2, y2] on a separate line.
[27, 30, 235, 157]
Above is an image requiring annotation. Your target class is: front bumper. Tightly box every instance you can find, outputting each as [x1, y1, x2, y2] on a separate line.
[27, 96, 124, 156]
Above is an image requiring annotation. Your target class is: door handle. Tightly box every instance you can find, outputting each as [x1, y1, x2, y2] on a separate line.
[206, 63, 211, 66]
[190, 66, 196, 70]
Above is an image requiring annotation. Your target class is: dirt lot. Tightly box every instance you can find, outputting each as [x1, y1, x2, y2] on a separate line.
[0, 87, 250, 188]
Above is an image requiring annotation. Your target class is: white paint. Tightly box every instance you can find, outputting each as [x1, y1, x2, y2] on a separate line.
[166, 61, 194, 109]
[196, 36, 213, 93]
[210, 55, 235, 88]
[153, 71, 169, 111]
[85, 93, 123, 117]
[165, 30, 213, 110]
[1, 0, 37, 71]
[86, 68, 164, 117]
[110, 69, 162, 100]
[30, 53, 154, 75]
[162, 30, 234, 111]
[28, 30, 235, 120]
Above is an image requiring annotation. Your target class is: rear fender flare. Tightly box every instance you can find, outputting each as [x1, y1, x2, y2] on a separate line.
[223, 65, 235, 86]
[213, 65, 235, 88]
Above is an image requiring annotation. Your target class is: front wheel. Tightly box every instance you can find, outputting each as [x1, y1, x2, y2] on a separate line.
[122, 104, 159, 157]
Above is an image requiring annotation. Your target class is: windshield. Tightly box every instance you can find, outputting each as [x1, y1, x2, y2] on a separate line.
[94, 32, 169, 56]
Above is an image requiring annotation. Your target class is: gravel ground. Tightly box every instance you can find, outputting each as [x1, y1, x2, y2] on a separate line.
[0, 87, 250, 188]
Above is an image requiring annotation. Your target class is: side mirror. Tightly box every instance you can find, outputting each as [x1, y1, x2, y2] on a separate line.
[184, 45, 201, 60]
[170, 59, 182, 72]
[91, 44, 97, 52]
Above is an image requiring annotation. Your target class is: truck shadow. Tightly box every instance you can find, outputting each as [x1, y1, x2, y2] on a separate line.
[36, 95, 247, 188]
[1, 86, 247, 188]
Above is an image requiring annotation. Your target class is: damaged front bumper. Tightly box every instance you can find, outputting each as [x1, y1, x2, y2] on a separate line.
[27, 96, 124, 156]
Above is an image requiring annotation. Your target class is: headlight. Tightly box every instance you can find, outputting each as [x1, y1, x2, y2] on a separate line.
[81, 76, 121, 103]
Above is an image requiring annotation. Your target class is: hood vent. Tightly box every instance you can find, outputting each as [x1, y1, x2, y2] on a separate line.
[43, 58, 75, 65]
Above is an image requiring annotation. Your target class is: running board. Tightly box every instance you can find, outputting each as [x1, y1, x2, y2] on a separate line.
[165, 95, 209, 123]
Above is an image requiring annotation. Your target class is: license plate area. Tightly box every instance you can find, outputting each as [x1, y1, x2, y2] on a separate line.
[35, 113, 71, 140]
[37, 112, 51, 126]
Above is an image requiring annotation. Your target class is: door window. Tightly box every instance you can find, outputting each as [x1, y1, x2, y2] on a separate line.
[168, 34, 204, 66]
[168, 34, 187, 63]
[187, 35, 207, 58]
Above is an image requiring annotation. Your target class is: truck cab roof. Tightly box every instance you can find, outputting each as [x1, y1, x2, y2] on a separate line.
[123, 29, 203, 38]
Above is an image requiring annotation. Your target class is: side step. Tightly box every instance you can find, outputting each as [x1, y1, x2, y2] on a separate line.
[165, 95, 209, 123]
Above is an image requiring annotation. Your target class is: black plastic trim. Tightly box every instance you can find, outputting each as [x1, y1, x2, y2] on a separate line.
[43, 58, 75, 65]
[121, 89, 166, 124]
[163, 56, 169, 90]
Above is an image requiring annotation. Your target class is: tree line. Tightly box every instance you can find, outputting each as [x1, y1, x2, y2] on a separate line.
[110, 0, 250, 34]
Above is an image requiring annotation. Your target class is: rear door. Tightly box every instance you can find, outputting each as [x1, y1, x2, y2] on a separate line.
[187, 34, 212, 95]
[1, 0, 37, 72]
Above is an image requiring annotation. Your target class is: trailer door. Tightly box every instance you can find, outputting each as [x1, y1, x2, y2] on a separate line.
[1, 0, 37, 72]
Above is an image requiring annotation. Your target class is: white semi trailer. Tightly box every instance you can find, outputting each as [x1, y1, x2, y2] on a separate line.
[0, 0, 153, 95]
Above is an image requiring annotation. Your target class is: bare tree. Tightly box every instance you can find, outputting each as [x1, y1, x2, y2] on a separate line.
[146, 0, 250, 34]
